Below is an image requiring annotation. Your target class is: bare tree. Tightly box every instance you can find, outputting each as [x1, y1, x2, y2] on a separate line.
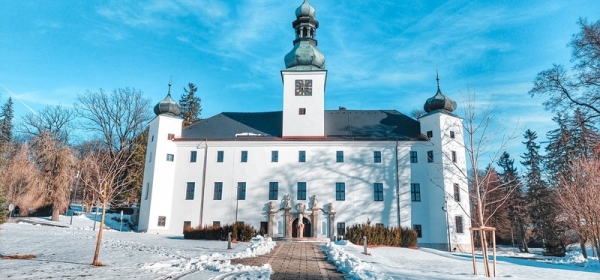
[75, 88, 152, 154]
[0, 143, 43, 216]
[557, 146, 600, 265]
[31, 131, 76, 221]
[19, 105, 75, 144]
[79, 145, 133, 266]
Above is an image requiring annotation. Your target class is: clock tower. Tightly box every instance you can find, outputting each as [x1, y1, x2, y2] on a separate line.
[282, 0, 327, 138]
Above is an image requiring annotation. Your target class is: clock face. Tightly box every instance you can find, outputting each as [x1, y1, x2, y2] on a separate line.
[295, 79, 313, 96]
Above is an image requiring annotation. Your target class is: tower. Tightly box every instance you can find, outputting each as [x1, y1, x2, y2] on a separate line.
[281, 0, 327, 137]
[138, 82, 183, 233]
[418, 74, 471, 251]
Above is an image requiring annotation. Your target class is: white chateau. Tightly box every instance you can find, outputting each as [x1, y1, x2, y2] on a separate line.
[139, 0, 471, 251]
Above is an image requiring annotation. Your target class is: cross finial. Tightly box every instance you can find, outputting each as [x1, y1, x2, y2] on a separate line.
[436, 70, 440, 90]
[168, 77, 172, 96]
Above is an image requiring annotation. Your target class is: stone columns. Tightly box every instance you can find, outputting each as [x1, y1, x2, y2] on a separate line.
[284, 207, 292, 237]
[329, 211, 336, 240]
[268, 210, 276, 237]
[312, 207, 319, 238]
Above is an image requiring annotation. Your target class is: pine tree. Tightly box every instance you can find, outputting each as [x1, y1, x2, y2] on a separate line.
[179, 83, 202, 127]
[0, 189, 8, 224]
[497, 152, 529, 252]
[0, 97, 14, 148]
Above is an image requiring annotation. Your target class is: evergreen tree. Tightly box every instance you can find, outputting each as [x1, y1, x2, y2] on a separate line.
[179, 83, 202, 127]
[0, 97, 14, 148]
[497, 152, 529, 252]
[0, 189, 8, 224]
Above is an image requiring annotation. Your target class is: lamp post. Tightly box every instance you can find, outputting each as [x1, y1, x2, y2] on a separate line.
[69, 170, 81, 225]
[442, 195, 452, 252]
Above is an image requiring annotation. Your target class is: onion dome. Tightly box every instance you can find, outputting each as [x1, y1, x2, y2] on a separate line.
[154, 81, 181, 116]
[424, 74, 457, 113]
[284, 0, 325, 70]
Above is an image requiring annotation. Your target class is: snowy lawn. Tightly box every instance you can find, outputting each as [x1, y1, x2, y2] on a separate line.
[0, 215, 274, 279]
[323, 240, 599, 279]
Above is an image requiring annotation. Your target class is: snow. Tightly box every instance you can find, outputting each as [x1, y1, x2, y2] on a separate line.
[322, 240, 599, 279]
[1, 215, 598, 279]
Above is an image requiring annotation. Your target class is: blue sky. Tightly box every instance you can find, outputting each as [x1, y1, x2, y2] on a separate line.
[1, 0, 598, 171]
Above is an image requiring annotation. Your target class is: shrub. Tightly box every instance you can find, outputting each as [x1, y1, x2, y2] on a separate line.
[344, 223, 417, 248]
[184, 222, 258, 242]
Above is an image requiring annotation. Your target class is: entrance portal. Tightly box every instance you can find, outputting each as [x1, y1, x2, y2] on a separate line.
[292, 217, 311, 238]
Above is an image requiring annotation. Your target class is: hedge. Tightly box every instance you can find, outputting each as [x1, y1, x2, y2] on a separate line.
[344, 224, 418, 248]
[183, 222, 258, 242]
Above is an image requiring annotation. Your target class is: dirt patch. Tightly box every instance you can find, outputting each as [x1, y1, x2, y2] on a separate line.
[1, 254, 37, 260]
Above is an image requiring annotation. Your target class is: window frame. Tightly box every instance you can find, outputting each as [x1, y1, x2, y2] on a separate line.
[452, 151, 457, 163]
[373, 183, 384, 201]
[374, 151, 382, 163]
[217, 151, 224, 162]
[158, 216, 166, 227]
[299, 150, 306, 162]
[213, 182, 223, 200]
[297, 182, 307, 200]
[426, 130, 433, 138]
[269, 182, 279, 200]
[241, 151, 248, 162]
[190, 151, 197, 162]
[185, 182, 195, 200]
[336, 151, 344, 162]
[413, 224, 422, 238]
[166, 154, 175, 162]
[450, 131, 455, 139]
[454, 183, 461, 202]
[336, 182, 346, 201]
[427, 151, 434, 163]
[456, 216, 464, 234]
[337, 222, 346, 236]
[410, 151, 418, 163]
[271, 151, 279, 162]
[411, 183, 421, 202]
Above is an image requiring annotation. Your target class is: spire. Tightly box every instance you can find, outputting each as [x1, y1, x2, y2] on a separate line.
[154, 80, 182, 116]
[284, 0, 325, 70]
[424, 73, 457, 113]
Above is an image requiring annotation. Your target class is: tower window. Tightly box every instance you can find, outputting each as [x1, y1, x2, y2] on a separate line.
[410, 151, 418, 163]
[299, 108, 306, 115]
[452, 151, 457, 163]
[454, 183, 461, 202]
[427, 151, 434, 163]
[217, 151, 224, 162]
[190, 151, 197, 162]
[166, 154, 174, 162]
[241, 151, 248, 162]
[299, 151, 306, 162]
[456, 216, 464, 234]
[271, 151, 279, 162]
[450, 131, 455, 138]
[426, 131, 433, 138]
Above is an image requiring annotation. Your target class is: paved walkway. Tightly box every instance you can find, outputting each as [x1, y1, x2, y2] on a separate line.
[230, 242, 345, 280]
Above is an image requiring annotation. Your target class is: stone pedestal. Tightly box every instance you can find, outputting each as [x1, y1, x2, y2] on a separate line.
[329, 211, 336, 240]
[298, 224, 304, 238]
[268, 210, 276, 237]
[284, 207, 292, 237]
[312, 207, 320, 237]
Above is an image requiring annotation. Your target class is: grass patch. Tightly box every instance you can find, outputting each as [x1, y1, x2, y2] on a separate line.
[2, 254, 37, 260]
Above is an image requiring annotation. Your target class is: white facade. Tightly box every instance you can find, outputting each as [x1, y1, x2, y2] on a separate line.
[138, 0, 471, 252]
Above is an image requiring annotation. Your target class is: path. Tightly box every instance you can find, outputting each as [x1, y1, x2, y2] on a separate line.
[230, 242, 345, 280]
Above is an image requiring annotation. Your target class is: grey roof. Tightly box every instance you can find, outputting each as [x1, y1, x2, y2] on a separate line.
[181, 110, 423, 141]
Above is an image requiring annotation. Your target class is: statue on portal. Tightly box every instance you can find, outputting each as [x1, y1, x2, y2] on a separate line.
[285, 194, 291, 208]
[269, 201, 276, 211]
[312, 195, 318, 208]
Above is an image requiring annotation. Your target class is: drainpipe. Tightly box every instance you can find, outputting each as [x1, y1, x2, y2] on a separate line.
[199, 140, 208, 226]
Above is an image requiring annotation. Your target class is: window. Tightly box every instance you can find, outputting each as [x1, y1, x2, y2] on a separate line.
[166, 154, 174, 162]
[456, 216, 464, 234]
[190, 151, 197, 162]
[336, 182, 345, 201]
[241, 151, 248, 162]
[374, 151, 382, 163]
[269, 182, 278, 200]
[411, 183, 421, 202]
[454, 183, 461, 202]
[271, 151, 279, 162]
[237, 182, 246, 200]
[158, 216, 166, 227]
[452, 151, 457, 163]
[410, 151, 418, 163]
[151, 135, 154, 142]
[450, 131, 455, 139]
[426, 130, 433, 138]
[299, 151, 306, 162]
[183, 221, 191, 231]
[413, 224, 422, 238]
[427, 151, 434, 163]
[374, 183, 384, 201]
[148, 152, 152, 163]
[213, 182, 223, 200]
[217, 151, 224, 162]
[168, 133, 175, 140]
[297, 182, 307, 200]
[336, 151, 344, 162]
[213, 221, 220, 227]
[186, 182, 195, 200]
[337, 222, 346, 236]
[144, 183, 150, 200]
[299, 108, 306, 115]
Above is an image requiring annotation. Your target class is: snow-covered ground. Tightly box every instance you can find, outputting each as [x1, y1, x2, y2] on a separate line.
[0, 214, 598, 279]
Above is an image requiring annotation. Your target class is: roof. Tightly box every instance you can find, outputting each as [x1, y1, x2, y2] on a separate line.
[181, 110, 424, 141]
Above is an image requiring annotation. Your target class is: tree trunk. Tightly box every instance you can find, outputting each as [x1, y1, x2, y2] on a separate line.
[92, 197, 107, 266]
[580, 239, 588, 259]
[51, 205, 60, 221]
